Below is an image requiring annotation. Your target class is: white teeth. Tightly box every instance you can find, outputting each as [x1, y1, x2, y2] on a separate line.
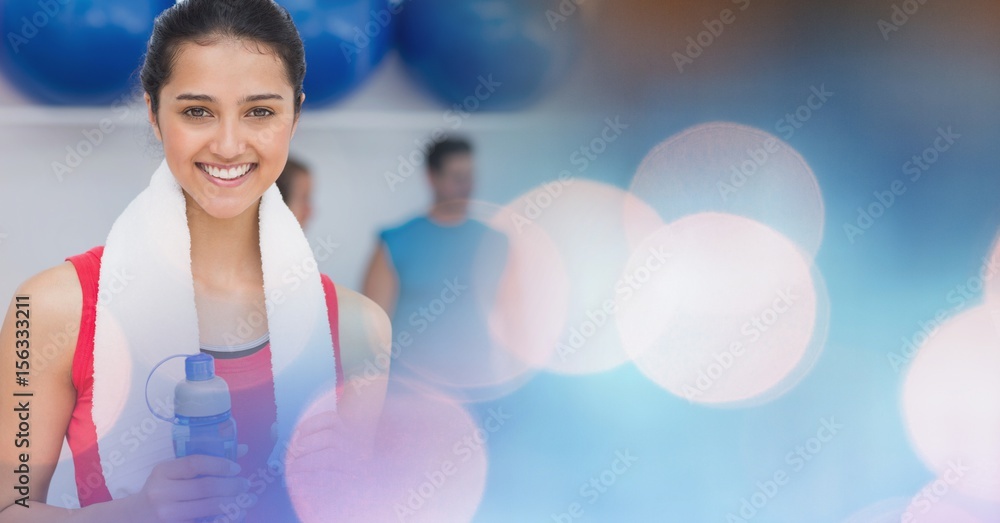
[201, 163, 253, 180]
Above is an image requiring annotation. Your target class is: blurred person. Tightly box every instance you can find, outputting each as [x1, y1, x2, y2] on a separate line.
[362, 137, 508, 402]
[275, 156, 313, 229]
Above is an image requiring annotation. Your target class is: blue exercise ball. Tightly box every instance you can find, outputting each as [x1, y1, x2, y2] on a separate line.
[396, 0, 581, 110]
[277, 0, 394, 109]
[0, 0, 172, 105]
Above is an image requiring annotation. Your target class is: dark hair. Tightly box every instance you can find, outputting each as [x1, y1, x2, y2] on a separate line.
[426, 136, 473, 173]
[275, 156, 309, 204]
[140, 0, 305, 117]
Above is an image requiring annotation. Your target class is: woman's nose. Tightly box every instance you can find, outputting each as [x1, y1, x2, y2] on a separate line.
[209, 117, 247, 158]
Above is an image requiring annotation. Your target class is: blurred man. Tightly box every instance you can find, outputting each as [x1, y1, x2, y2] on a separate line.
[363, 137, 508, 400]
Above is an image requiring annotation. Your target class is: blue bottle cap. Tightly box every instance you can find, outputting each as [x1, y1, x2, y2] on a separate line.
[185, 353, 215, 381]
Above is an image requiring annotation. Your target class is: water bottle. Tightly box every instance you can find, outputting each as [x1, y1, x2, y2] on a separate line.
[172, 353, 238, 461]
[145, 353, 243, 521]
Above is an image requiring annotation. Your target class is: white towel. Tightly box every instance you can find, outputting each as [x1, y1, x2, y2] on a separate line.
[91, 159, 337, 498]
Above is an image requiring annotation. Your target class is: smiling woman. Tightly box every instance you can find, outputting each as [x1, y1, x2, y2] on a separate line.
[144, 22, 302, 220]
[0, 1, 390, 522]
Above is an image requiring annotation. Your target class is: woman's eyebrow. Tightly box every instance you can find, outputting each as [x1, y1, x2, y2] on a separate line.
[176, 92, 214, 102]
[239, 93, 284, 104]
[174, 93, 284, 104]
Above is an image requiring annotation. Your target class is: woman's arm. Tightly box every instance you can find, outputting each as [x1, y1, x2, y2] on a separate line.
[0, 263, 137, 522]
[334, 284, 392, 451]
[279, 285, 391, 519]
[283, 285, 391, 466]
[0, 264, 248, 523]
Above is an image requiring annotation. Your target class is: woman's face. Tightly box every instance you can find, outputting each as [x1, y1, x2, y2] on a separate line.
[146, 38, 301, 220]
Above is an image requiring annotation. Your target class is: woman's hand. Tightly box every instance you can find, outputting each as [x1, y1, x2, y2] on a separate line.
[129, 454, 250, 522]
[282, 410, 380, 522]
[285, 411, 371, 475]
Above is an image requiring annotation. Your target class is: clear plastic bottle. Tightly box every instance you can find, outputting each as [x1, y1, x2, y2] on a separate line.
[172, 353, 241, 522]
[172, 353, 238, 461]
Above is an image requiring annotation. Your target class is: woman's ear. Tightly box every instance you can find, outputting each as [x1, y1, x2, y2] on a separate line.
[144, 92, 162, 142]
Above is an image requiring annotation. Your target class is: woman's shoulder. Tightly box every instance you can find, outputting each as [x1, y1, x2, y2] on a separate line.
[4, 260, 84, 379]
[328, 280, 391, 374]
[13, 260, 83, 316]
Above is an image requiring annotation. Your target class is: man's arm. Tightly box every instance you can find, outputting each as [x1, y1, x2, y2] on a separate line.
[361, 241, 398, 318]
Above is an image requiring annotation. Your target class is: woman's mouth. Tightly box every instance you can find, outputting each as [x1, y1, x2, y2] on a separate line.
[196, 162, 257, 187]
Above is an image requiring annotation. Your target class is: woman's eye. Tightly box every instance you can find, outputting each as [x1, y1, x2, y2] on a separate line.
[249, 107, 274, 118]
[184, 107, 209, 118]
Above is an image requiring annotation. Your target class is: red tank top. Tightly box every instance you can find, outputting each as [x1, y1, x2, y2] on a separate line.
[64, 246, 343, 508]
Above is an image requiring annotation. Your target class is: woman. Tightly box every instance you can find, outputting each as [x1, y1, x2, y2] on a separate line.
[0, 1, 389, 521]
